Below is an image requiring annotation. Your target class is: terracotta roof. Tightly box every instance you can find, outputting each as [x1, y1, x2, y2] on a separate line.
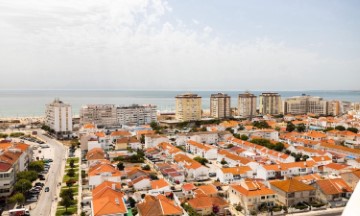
[131, 176, 150, 186]
[187, 140, 215, 151]
[316, 178, 353, 195]
[220, 166, 252, 175]
[83, 123, 95, 129]
[293, 173, 322, 184]
[270, 179, 315, 193]
[95, 132, 106, 138]
[188, 196, 228, 210]
[88, 164, 121, 177]
[0, 161, 12, 172]
[231, 181, 275, 197]
[151, 179, 169, 189]
[196, 184, 218, 195]
[86, 148, 105, 161]
[262, 161, 316, 171]
[92, 181, 122, 199]
[218, 149, 253, 165]
[182, 183, 197, 191]
[92, 186, 127, 216]
[110, 130, 131, 137]
[309, 156, 332, 162]
[137, 195, 183, 216]
[116, 137, 139, 144]
[324, 163, 350, 171]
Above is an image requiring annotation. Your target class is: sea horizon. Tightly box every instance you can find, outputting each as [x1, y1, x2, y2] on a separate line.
[0, 89, 359, 118]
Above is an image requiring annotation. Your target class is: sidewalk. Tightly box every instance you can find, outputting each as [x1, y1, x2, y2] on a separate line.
[286, 207, 344, 216]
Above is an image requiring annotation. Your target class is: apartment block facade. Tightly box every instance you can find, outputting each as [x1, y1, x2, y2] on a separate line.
[80, 104, 118, 127]
[259, 92, 282, 115]
[210, 93, 231, 119]
[284, 95, 328, 115]
[45, 98, 72, 134]
[117, 104, 157, 126]
[238, 92, 257, 117]
[175, 93, 202, 121]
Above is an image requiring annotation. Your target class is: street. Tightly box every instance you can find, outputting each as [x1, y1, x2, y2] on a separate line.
[30, 132, 67, 216]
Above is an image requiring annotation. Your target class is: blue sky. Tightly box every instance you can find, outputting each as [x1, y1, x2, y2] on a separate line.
[0, 0, 359, 90]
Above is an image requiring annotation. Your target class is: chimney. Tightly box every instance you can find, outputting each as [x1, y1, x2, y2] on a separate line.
[115, 197, 120, 205]
[112, 183, 116, 190]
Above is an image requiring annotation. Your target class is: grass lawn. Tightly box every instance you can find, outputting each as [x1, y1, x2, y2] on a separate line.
[65, 165, 79, 170]
[56, 206, 77, 216]
[66, 157, 79, 164]
[61, 186, 79, 194]
[63, 174, 79, 182]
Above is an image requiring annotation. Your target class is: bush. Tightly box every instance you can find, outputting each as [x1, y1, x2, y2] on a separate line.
[67, 168, 76, 177]
[235, 205, 243, 212]
[10, 132, 25, 137]
[294, 203, 308, 210]
[193, 156, 208, 165]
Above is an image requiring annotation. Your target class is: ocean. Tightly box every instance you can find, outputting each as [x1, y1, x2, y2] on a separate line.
[0, 90, 359, 117]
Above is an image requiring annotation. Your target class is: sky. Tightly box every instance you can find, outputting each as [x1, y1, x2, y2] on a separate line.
[0, 0, 359, 91]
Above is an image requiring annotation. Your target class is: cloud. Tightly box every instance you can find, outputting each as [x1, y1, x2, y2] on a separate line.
[0, 0, 359, 90]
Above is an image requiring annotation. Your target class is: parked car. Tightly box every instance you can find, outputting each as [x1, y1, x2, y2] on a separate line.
[38, 175, 45, 180]
[35, 182, 44, 187]
[45, 187, 49, 192]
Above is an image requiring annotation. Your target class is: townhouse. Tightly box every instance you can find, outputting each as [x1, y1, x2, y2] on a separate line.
[340, 170, 360, 189]
[314, 178, 353, 207]
[256, 161, 318, 180]
[176, 131, 220, 146]
[228, 180, 276, 214]
[307, 156, 332, 166]
[115, 137, 141, 150]
[88, 163, 122, 189]
[217, 149, 258, 169]
[322, 163, 353, 175]
[269, 179, 316, 206]
[186, 140, 217, 159]
[216, 166, 253, 183]
[187, 194, 229, 216]
[137, 194, 183, 216]
[86, 148, 106, 166]
[129, 176, 151, 191]
[173, 154, 209, 181]
[145, 134, 170, 148]
[149, 179, 170, 194]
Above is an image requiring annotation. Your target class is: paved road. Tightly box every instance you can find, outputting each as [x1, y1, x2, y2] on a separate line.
[30, 132, 67, 216]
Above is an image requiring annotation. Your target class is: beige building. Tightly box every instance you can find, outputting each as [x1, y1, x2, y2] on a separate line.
[283, 95, 328, 115]
[238, 92, 257, 117]
[259, 92, 282, 115]
[80, 104, 118, 127]
[175, 93, 202, 121]
[328, 100, 341, 116]
[210, 93, 231, 118]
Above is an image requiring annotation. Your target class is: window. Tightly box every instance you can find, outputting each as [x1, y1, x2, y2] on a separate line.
[261, 196, 265, 200]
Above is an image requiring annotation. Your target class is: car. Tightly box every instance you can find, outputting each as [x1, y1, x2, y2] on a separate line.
[48, 159, 53, 162]
[40, 145, 50, 148]
[45, 187, 49, 192]
[35, 182, 44, 187]
[38, 175, 45, 180]
[33, 186, 42, 190]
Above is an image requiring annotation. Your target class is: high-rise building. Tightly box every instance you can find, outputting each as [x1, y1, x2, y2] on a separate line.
[45, 98, 72, 134]
[117, 104, 157, 126]
[328, 100, 341, 116]
[80, 104, 118, 127]
[238, 92, 257, 117]
[284, 95, 328, 115]
[175, 93, 202, 121]
[259, 92, 282, 115]
[210, 93, 231, 119]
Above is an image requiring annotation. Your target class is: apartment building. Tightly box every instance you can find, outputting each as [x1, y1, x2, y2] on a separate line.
[259, 92, 282, 115]
[238, 92, 257, 117]
[80, 104, 118, 127]
[45, 98, 72, 134]
[210, 93, 231, 119]
[117, 104, 157, 126]
[328, 100, 341, 116]
[175, 93, 202, 121]
[284, 95, 328, 115]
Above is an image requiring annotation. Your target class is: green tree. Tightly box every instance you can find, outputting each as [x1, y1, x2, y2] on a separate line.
[9, 192, 25, 204]
[238, 125, 245, 131]
[240, 134, 249, 141]
[296, 123, 306, 132]
[323, 127, 334, 132]
[220, 159, 228, 165]
[14, 179, 32, 193]
[67, 168, 76, 177]
[286, 122, 296, 132]
[69, 159, 75, 169]
[193, 156, 208, 165]
[347, 127, 359, 134]
[60, 188, 75, 200]
[142, 165, 151, 171]
[128, 197, 136, 208]
[140, 134, 145, 144]
[29, 161, 44, 173]
[335, 125, 346, 131]
[274, 142, 285, 152]
[17, 171, 38, 182]
[0, 133, 8, 138]
[117, 162, 125, 171]
[252, 121, 271, 129]
[60, 196, 76, 212]
[150, 121, 160, 131]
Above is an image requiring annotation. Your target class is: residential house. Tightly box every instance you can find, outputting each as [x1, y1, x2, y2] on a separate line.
[149, 179, 170, 194]
[86, 148, 106, 166]
[216, 166, 253, 183]
[323, 163, 352, 175]
[137, 194, 183, 216]
[186, 140, 217, 159]
[256, 161, 318, 180]
[88, 163, 121, 189]
[269, 179, 316, 206]
[115, 137, 141, 150]
[307, 156, 332, 166]
[314, 178, 352, 207]
[228, 180, 276, 215]
[130, 176, 151, 191]
[340, 170, 360, 189]
[145, 135, 170, 148]
[187, 195, 229, 216]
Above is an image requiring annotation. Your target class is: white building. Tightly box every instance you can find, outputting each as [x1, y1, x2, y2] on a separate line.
[145, 134, 169, 148]
[117, 104, 157, 126]
[80, 104, 118, 127]
[45, 98, 72, 135]
[186, 140, 217, 159]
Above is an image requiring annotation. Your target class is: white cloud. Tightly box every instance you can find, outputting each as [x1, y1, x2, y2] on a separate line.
[0, 0, 358, 90]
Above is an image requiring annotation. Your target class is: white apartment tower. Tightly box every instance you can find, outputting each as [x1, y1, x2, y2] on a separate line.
[117, 104, 157, 126]
[284, 95, 328, 115]
[259, 92, 282, 115]
[210, 93, 231, 119]
[45, 99, 72, 134]
[175, 93, 202, 121]
[238, 92, 257, 117]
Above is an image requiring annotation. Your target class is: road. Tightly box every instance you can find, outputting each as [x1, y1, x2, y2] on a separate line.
[30, 132, 67, 216]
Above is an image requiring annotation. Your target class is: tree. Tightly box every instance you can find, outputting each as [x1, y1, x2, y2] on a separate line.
[193, 156, 208, 165]
[66, 179, 76, 187]
[200, 127, 207, 132]
[274, 142, 285, 152]
[17, 171, 38, 182]
[220, 159, 228, 165]
[61, 188, 75, 200]
[286, 122, 296, 132]
[128, 197, 136, 208]
[9, 192, 25, 204]
[150, 121, 160, 131]
[252, 121, 271, 129]
[323, 127, 334, 132]
[296, 123, 306, 132]
[117, 162, 125, 171]
[227, 144, 234, 149]
[240, 134, 249, 141]
[67, 168, 76, 177]
[29, 161, 44, 173]
[238, 125, 245, 131]
[14, 179, 32, 193]
[69, 159, 75, 169]
[60, 196, 75, 212]
[142, 165, 151, 170]
[140, 134, 145, 144]
[347, 127, 359, 134]
[335, 125, 346, 131]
